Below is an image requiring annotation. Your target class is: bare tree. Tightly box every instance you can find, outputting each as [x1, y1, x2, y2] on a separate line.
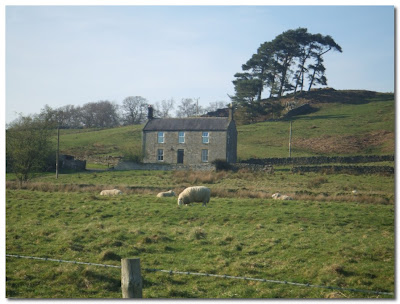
[80, 100, 120, 128]
[121, 96, 148, 125]
[205, 101, 227, 113]
[154, 98, 175, 118]
[176, 98, 205, 118]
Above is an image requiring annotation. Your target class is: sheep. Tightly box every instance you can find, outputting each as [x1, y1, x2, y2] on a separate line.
[272, 192, 293, 200]
[100, 189, 122, 196]
[178, 186, 211, 206]
[157, 190, 176, 198]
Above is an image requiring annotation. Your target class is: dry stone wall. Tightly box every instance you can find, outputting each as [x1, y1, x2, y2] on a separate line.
[242, 155, 394, 166]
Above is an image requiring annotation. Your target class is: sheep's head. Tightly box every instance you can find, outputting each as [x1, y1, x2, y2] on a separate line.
[272, 193, 281, 199]
[177, 198, 184, 205]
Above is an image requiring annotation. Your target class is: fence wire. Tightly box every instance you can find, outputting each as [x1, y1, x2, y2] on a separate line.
[6, 254, 394, 296]
[144, 268, 394, 296]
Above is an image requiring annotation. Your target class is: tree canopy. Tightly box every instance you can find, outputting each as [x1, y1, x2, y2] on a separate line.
[231, 28, 342, 105]
[6, 115, 55, 184]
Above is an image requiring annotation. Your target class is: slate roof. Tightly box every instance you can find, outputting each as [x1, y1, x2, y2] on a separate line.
[143, 117, 231, 132]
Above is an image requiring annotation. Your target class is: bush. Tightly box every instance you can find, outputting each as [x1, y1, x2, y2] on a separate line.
[212, 159, 231, 171]
[122, 146, 143, 163]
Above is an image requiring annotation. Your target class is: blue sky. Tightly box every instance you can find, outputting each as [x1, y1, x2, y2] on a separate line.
[5, 5, 395, 124]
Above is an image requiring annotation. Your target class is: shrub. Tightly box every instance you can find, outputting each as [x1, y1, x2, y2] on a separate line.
[122, 146, 143, 163]
[212, 159, 232, 171]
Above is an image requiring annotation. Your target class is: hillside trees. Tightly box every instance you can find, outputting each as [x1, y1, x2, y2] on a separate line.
[176, 98, 206, 117]
[121, 96, 148, 125]
[154, 98, 175, 118]
[80, 100, 120, 128]
[8, 97, 230, 130]
[232, 28, 342, 105]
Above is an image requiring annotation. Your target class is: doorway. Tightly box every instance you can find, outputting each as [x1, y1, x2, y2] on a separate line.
[177, 149, 184, 164]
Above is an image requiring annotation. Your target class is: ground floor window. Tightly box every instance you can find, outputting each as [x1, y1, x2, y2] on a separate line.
[202, 149, 208, 162]
[157, 149, 164, 161]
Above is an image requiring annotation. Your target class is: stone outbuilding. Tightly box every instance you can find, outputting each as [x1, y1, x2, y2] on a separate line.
[142, 106, 237, 165]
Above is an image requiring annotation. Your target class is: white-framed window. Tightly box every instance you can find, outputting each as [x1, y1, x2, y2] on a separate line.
[202, 132, 209, 144]
[178, 131, 185, 143]
[202, 149, 209, 162]
[158, 132, 164, 143]
[157, 149, 164, 161]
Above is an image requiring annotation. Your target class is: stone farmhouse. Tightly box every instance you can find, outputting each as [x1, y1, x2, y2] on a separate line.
[142, 106, 237, 165]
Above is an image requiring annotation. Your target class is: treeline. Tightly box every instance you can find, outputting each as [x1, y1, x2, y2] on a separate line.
[8, 97, 227, 130]
[231, 28, 342, 118]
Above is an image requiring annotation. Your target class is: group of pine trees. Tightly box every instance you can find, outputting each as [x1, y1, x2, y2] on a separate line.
[231, 28, 342, 106]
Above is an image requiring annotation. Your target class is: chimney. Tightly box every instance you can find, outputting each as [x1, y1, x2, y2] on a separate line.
[147, 105, 154, 120]
[228, 103, 234, 121]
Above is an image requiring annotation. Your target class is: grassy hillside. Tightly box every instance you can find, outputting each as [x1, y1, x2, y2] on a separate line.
[56, 90, 394, 162]
[238, 98, 394, 159]
[58, 124, 143, 159]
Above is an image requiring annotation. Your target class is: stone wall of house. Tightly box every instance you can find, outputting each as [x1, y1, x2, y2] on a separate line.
[143, 130, 227, 164]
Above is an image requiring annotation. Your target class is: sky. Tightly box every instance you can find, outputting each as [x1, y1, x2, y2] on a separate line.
[4, 4, 396, 124]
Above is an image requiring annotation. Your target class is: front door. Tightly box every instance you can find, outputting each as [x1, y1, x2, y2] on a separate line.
[177, 149, 184, 164]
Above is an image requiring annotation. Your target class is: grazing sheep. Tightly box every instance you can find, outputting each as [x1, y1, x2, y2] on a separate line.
[157, 190, 176, 198]
[178, 186, 211, 206]
[100, 189, 122, 196]
[272, 193, 293, 200]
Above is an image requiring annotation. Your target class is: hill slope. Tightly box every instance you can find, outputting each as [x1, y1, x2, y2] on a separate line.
[58, 90, 394, 162]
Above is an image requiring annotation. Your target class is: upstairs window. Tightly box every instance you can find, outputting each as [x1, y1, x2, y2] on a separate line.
[178, 131, 185, 143]
[158, 132, 164, 143]
[202, 132, 209, 144]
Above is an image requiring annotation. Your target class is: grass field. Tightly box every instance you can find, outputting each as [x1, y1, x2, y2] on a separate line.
[5, 169, 395, 299]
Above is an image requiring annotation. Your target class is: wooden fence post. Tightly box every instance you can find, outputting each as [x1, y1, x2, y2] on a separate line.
[121, 258, 142, 298]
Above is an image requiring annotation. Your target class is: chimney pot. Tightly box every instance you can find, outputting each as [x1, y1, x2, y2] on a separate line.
[147, 105, 154, 120]
[228, 104, 234, 121]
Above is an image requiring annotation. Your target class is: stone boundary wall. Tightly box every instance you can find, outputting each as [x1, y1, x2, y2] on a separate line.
[59, 155, 86, 171]
[84, 156, 123, 167]
[114, 161, 274, 173]
[233, 163, 274, 173]
[114, 161, 215, 171]
[242, 155, 394, 166]
[292, 165, 394, 175]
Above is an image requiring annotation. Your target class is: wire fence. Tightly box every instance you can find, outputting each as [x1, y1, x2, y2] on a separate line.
[6, 254, 394, 297]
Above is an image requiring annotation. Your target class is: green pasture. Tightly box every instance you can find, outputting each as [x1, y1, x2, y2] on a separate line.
[238, 99, 394, 159]
[5, 168, 395, 204]
[6, 189, 394, 298]
[54, 98, 394, 162]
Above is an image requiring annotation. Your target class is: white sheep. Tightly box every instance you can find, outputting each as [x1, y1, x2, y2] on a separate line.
[157, 190, 176, 198]
[100, 189, 122, 196]
[272, 192, 293, 200]
[178, 186, 211, 206]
